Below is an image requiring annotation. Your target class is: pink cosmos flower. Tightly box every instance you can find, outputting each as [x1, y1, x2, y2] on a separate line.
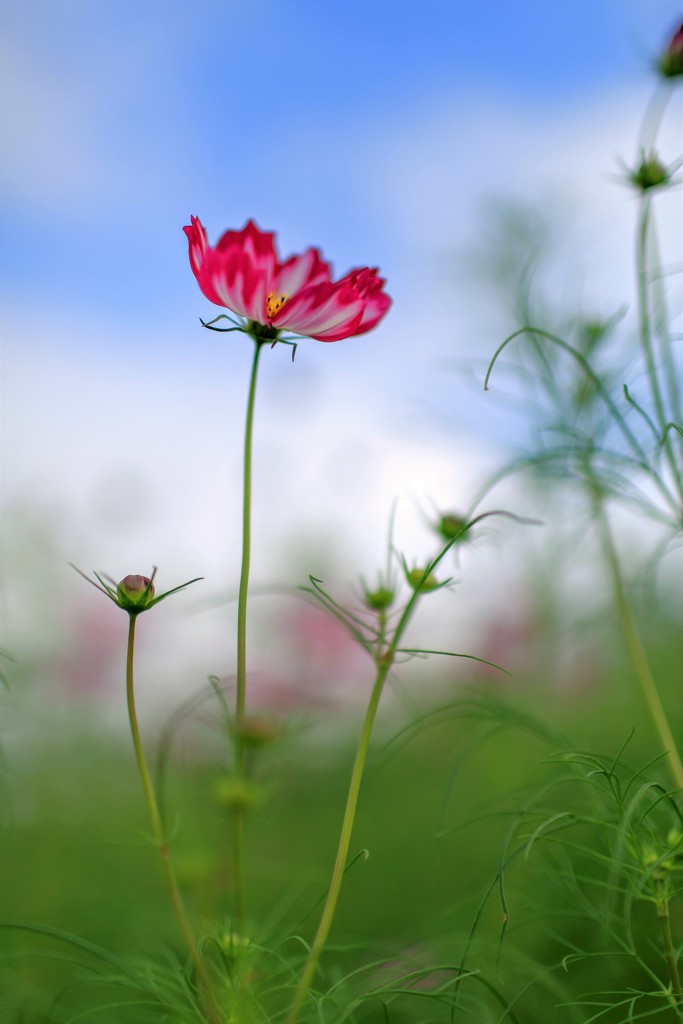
[184, 217, 391, 342]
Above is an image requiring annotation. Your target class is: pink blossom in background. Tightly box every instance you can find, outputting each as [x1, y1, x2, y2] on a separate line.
[237, 603, 369, 714]
[57, 603, 126, 696]
[184, 218, 391, 341]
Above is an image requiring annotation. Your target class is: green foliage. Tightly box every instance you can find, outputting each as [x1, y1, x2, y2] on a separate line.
[1, 612, 681, 1021]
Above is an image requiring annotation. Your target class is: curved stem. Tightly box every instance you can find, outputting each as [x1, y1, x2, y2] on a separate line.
[485, 326, 680, 516]
[233, 339, 264, 932]
[125, 616, 221, 1023]
[285, 659, 391, 1024]
[635, 196, 683, 502]
[593, 504, 683, 794]
[636, 81, 673, 158]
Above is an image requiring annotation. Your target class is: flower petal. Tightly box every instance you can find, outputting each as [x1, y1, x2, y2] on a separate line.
[213, 219, 278, 321]
[276, 267, 392, 341]
[184, 218, 278, 321]
[352, 268, 393, 333]
[273, 280, 364, 340]
[185, 218, 392, 340]
[273, 247, 332, 299]
[184, 216, 208, 278]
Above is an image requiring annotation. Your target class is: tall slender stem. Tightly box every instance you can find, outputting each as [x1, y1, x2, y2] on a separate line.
[286, 528, 475, 1022]
[233, 339, 264, 932]
[285, 658, 391, 1024]
[125, 616, 221, 1023]
[636, 81, 673, 157]
[635, 159, 683, 503]
[655, 883, 683, 1019]
[636, 197, 667, 431]
[594, 503, 683, 793]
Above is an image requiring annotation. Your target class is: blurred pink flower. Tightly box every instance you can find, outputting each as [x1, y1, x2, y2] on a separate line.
[57, 604, 125, 696]
[241, 603, 368, 714]
[184, 217, 391, 341]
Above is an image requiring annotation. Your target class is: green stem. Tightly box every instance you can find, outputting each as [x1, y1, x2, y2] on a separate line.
[636, 81, 673, 164]
[285, 658, 391, 1024]
[656, 888, 683, 1019]
[636, 196, 683, 501]
[125, 616, 221, 1023]
[594, 503, 683, 794]
[647, 217, 683, 430]
[286, 527, 474, 1023]
[233, 339, 264, 932]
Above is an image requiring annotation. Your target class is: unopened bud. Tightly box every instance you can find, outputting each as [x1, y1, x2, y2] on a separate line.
[659, 22, 683, 78]
[116, 574, 156, 610]
[219, 932, 251, 957]
[238, 715, 282, 749]
[213, 776, 265, 813]
[630, 154, 670, 192]
[364, 586, 395, 611]
[667, 827, 683, 853]
[405, 567, 439, 592]
[435, 513, 468, 543]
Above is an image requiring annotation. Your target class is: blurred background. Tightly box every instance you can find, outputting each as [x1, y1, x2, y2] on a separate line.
[2, 1, 683, 1018]
[2, 0, 681, 701]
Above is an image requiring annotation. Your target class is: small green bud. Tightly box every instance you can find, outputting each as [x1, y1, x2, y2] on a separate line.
[667, 823, 683, 847]
[577, 319, 611, 354]
[116, 574, 156, 610]
[435, 513, 468, 543]
[405, 567, 439, 592]
[641, 843, 659, 868]
[364, 587, 395, 611]
[667, 828, 683, 860]
[213, 776, 265, 813]
[629, 154, 670, 192]
[238, 714, 282, 749]
[219, 932, 251, 957]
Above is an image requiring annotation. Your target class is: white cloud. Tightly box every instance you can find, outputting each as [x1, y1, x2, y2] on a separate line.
[3, 75, 681, 706]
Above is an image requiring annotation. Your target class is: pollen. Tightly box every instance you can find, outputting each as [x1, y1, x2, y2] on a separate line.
[267, 291, 289, 319]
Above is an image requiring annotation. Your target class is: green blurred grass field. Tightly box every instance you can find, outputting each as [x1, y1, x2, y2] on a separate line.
[2, 600, 681, 1021]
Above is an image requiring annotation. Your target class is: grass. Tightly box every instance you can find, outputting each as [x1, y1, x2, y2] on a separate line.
[1, 603, 681, 1021]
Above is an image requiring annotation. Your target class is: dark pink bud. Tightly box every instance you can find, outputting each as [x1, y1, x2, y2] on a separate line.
[659, 21, 683, 77]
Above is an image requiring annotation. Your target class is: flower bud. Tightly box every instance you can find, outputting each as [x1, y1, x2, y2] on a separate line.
[364, 586, 395, 611]
[659, 22, 683, 78]
[116, 574, 156, 610]
[667, 828, 683, 862]
[213, 776, 266, 813]
[576, 318, 612, 355]
[238, 714, 282, 749]
[219, 932, 251, 957]
[435, 512, 468, 543]
[405, 567, 439, 592]
[629, 153, 670, 192]
[640, 843, 658, 868]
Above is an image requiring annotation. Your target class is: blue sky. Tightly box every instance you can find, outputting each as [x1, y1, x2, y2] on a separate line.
[2, 0, 680, 327]
[1, 0, 682, 679]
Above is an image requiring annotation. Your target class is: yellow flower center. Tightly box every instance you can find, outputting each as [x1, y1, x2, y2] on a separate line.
[266, 291, 289, 319]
